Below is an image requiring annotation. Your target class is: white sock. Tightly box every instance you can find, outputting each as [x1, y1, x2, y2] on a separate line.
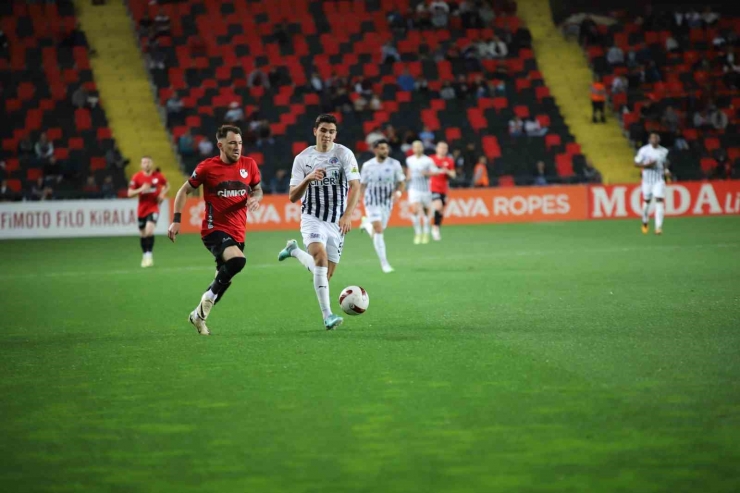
[363, 220, 374, 235]
[422, 215, 430, 234]
[373, 233, 388, 267]
[313, 266, 332, 319]
[642, 200, 650, 224]
[291, 247, 315, 273]
[655, 201, 664, 229]
[411, 215, 421, 235]
[204, 289, 217, 301]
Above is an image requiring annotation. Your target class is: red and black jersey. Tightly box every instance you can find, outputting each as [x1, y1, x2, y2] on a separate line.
[188, 155, 261, 243]
[429, 155, 454, 194]
[130, 170, 168, 218]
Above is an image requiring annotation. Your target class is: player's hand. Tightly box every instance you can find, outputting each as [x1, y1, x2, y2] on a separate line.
[307, 168, 326, 182]
[644, 160, 656, 168]
[338, 214, 352, 235]
[247, 196, 261, 212]
[394, 190, 403, 200]
[167, 222, 180, 243]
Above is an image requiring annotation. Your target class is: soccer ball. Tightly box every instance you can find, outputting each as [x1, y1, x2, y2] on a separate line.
[339, 286, 369, 316]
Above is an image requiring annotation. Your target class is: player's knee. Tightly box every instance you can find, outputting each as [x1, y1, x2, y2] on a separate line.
[373, 224, 383, 234]
[655, 198, 664, 203]
[225, 257, 246, 276]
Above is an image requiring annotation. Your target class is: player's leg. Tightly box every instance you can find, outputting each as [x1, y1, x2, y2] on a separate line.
[421, 197, 432, 244]
[360, 204, 374, 236]
[653, 182, 665, 235]
[409, 200, 422, 244]
[370, 219, 393, 272]
[138, 217, 148, 267]
[143, 219, 156, 266]
[641, 183, 652, 234]
[431, 195, 444, 241]
[308, 241, 341, 329]
[322, 228, 344, 329]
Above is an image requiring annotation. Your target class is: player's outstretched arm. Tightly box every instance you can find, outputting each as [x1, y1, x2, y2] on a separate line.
[158, 181, 171, 204]
[247, 183, 263, 212]
[339, 179, 361, 234]
[168, 181, 196, 243]
[127, 185, 146, 197]
[288, 168, 325, 203]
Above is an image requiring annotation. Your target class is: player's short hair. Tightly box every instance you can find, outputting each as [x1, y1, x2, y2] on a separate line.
[141, 155, 152, 160]
[436, 141, 448, 146]
[216, 125, 242, 140]
[313, 114, 338, 129]
[372, 139, 389, 148]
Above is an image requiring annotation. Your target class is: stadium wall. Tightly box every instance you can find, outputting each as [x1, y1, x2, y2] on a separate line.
[1, 182, 737, 239]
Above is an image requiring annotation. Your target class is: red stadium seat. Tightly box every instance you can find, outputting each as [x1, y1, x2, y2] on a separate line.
[498, 175, 514, 187]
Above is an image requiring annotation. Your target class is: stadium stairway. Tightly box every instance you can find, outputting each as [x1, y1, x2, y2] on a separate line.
[517, 0, 637, 184]
[73, 0, 183, 192]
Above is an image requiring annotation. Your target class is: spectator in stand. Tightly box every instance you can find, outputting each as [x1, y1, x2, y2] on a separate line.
[702, 6, 719, 26]
[508, 116, 524, 137]
[28, 177, 52, 201]
[665, 35, 680, 53]
[178, 130, 196, 157]
[35, 132, 54, 164]
[645, 60, 662, 83]
[71, 85, 98, 109]
[381, 42, 401, 64]
[82, 174, 100, 197]
[43, 157, 62, 185]
[385, 125, 402, 151]
[582, 160, 603, 183]
[154, 8, 171, 37]
[472, 156, 489, 187]
[224, 102, 245, 126]
[414, 3, 432, 29]
[710, 108, 728, 131]
[165, 92, 184, 125]
[388, 9, 407, 33]
[419, 125, 436, 151]
[662, 106, 680, 133]
[273, 21, 289, 46]
[454, 74, 470, 100]
[525, 118, 548, 137]
[365, 127, 386, 148]
[673, 131, 689, 151]
[100, 175, 116, 199]
[401, 131, 417, 153]
[578, 16, 600, 47]
[354, 76, 373, 98]
[61, 22, 91, 50]
[430, 1, 450, 28]
[309, 72, 324, 93]
[459, 0, 481, 29]
[248, 67, 270, 89]
[462, 41, 482, 71]
[331, 86, 353, 113]
[105, 145, 129, 170]
[138, 13, 152, 36]
[606, 45, 625, 66]
[397, 67, 415, 92]
[269, 169, 290, 194]
[693, 109, 712, 130]
[479, 2, 495, 26]
[612, 74, 628, 94]
[721, 47, 739, 89]
[198, 136, 214, 157]
[533, 160, 548, 186]
[256, 120, 274, 147]
[18, 135, 34, 165]
[713, 149, 730, 179]
[440, 81, 456, 100]
[0, 179, 16, 202]
[415, 76, 429, 94]
[590, 75, 607, 123]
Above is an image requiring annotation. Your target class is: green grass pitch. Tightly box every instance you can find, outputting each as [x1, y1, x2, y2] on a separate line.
[1, 216, 739, 492]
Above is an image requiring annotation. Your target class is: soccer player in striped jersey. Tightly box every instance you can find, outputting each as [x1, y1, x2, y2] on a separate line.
[634, 132, 670, 235]
[277, 114, 362, 330]
[405, 140, 440, 244]
[358, 139, 406, 273]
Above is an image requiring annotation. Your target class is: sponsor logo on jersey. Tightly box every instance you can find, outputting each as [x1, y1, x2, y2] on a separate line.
[329, 157, 339, 165]
[215, 180, 250, 198]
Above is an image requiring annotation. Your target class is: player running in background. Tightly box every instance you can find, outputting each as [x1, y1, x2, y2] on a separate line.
[167, 125, 263, 335]
[277, 114, 362, 330]
[405, 140, 439, 244]
[358, 139, 405, 273]
[634, 132, 670, 235]
[429, 141, 456, 241]
[128, 156, 169, 267]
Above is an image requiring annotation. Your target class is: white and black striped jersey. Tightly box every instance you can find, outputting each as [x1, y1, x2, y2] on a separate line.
[290, 143, 361, 223]
[360, 157, 405, 209]
[634, 144, 669, 186]
[405, 154, 438, 193]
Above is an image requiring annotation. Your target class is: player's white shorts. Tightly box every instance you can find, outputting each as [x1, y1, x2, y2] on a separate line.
[300, 214, 344, 264]
[365, 205, 391, 230]
[642, 180, 665, 200]
[408, 189, 432, 207]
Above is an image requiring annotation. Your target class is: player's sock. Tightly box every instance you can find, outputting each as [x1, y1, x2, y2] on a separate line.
[421, 215, 430, 234]
[313, 266, 332, 319]
[655, 201, 665, 230]
[140, 237, 147, 253]
[434, 210, 443, 226]
[291, 247, 315, 273]
[373, 233, 389, 267]
[641, 200, 650, 224]
[209, 257, 246, 296]
[411, 215, 421, 235]
[147, 236, 155, 253]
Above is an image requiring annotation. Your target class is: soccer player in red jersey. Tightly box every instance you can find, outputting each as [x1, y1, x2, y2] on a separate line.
[429, 141, 456, 241]
[167, 125, 263, 335]
[128, 156, 169, 267]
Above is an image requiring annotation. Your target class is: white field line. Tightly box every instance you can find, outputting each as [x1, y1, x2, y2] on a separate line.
[1, 243, 736, 281]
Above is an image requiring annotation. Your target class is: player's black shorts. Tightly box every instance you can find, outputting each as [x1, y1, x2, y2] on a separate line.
[137, 213, 159, 230]
[202, 231, 244, 268]
[431, 192, 447, 206]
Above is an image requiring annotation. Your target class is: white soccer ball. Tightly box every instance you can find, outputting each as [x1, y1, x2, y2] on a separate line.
[339, 286, 369, 316]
